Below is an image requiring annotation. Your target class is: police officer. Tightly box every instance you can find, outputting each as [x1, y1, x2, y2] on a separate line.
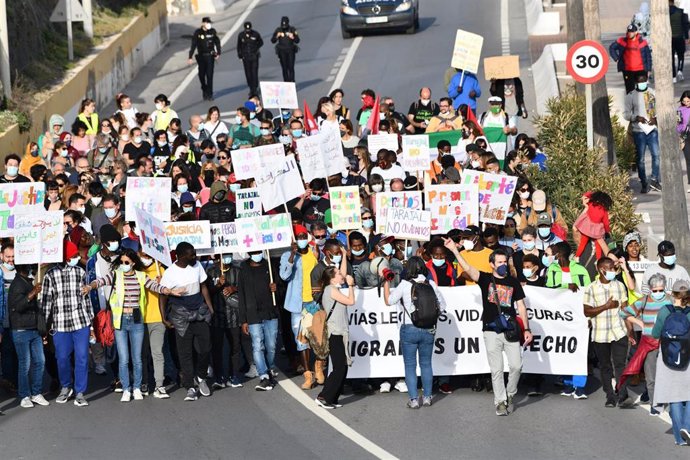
[188, 17, 221, 101]
[271, 16, 300, 82]
[237, 21, 263, 97]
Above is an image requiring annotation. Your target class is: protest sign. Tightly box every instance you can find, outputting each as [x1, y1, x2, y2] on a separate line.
[235, 188, 262, 218]
[400, 135, 430, 172]
[14, 211, 63, 264]
[320, 122, 347, 176]
[126, 177, 171, 222]
[165, 220, 211, 249]
[255, 154, 305, 212]
[0, 182, 46, 238]
[426, 130, 464, 162]
[231, 144, 286, 181]
[135, 208, 172, 267]
[259, 81, 299, 109]
[425, 184, 479, 233]
[384, 207, 431, 241]
[197, 223, 241, 256]
[296, 135, 328, 182]
[367, 134, 399, 158]
[451, 29, 484, 73]
[346, 286, 588, 379]
[483, 55, 521, 80]
[461, 170, 516, 224]
[235, 213, 292, 251]
[329, 186, 361, 230]
[374, 191, 423, 234]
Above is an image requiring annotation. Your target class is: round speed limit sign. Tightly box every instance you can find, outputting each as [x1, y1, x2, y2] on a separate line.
[566, 40, 610, 84]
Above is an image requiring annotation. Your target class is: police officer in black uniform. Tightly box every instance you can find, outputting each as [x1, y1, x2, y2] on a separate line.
[237, 21, 264, 97]
[188, 17, 221, 100]
[270, 16, 300, 82]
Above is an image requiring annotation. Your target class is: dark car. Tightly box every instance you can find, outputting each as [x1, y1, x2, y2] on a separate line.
[340, 0, 419, 38]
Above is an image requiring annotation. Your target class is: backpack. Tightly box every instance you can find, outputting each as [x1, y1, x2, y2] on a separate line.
[406, 281, 441, 329]
[660, 304, 690, 370]
[525, 205, 568, 241]
[308, 300, 337, 360]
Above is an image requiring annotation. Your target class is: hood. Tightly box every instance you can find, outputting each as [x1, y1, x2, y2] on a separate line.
[49, 114, 65, 128]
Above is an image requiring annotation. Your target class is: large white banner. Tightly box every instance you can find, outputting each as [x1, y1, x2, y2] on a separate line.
[346, 286, 587, 378]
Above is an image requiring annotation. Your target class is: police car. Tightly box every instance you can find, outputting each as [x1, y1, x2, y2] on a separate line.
[340, 0, 419, 38]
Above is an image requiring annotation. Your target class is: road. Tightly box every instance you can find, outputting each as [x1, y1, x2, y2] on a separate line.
[1, 1, 686, 459]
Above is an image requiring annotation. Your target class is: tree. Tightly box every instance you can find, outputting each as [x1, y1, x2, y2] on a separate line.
[651, 0, 690, 265]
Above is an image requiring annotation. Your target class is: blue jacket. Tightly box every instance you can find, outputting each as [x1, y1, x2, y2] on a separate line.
[279, 251, 304, 314]
[448, 71, 482, 111]
[609, 36, 652, 73]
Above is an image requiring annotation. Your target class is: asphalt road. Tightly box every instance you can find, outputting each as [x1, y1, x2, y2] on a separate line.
[2, 1, 686, 459]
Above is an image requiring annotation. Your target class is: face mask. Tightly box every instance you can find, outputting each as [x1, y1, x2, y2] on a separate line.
[636, 82, 648, 92]
[31, 149, 39, 157]
[107, 241, 119, 252]
[504, 228, 516, 237]
[495, 264, 508, 277]
[663, 255, 677, 266]
[331, 254, 342, 265]
[463, 239, 475, 251]
[519, 191, 530, 199]
[405, 246, 414, 258]
[297, 239, 309, 249]
[432, 258, 445, 267]
[441, 150, 452, 157]
[213, 191, 226, 202]
[158, 141, 169, 148]
[371, 184, 383, 193]
[6, 166, 18, 177]
[104, 208, 117, 219]
[362, 218, 374, 229]
[490, 106, 501, 114]
[538, 227, 551, 238]
[222, 255, 233, 265]
[134, 136, 143, 144]
[340, 129, 347, 137]
[522, 268, 534, 279]
[315, 237, 326, 247]
[470, 160, 480, 168]
[77, 206, 86, 214]
[310, 194, 321, 201]
[177, 184, 189, 193]
[203, 23, 211, 30]
[381, 243, 393, 256]
[182, 206, 194, 213]
[58, 149, 68, 158]
[651, 291, 666, 301]
[155, 103, 164, 111]
[351, 248, 365, 256]
[119, 263, 132, 272]
[292, 129, 303, 138]
[523, 240, 535, 251]
[260, 129, 271, 136]
[249, 112, 256, 119]
[541, 255, 554, 267]
[379, 112, 386, 119]
[420, 99, 431, 105]
[141, 257, 153, 267]
[67, 257, 80, 267]
[229, 183, 242, 193]
[120, 134, 130, 142]
[234, 116, 242, 125]
[65, 140, 72, 147]
[279, 135, 292, 145]
[91, 197, 102, 206]
[3, 262, 14, 271]
[250, 253, 264, 263]
[461, 130, 470, 139]
[603, 271, 617, 281]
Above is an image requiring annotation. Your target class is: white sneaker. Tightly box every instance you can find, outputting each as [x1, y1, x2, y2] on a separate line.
[679, 71, 685, 81]
[244, 365, 259, 379]
[132, 389, 144, 400]
[394, 380, 408, 393]
[120, 390, 131, 402]
[153, 387, 170, 399]
[674, 77, 678, 84]
[379, 381, 391, 393]
[20, 397, 34, 408]
[30, 394, 50, 406]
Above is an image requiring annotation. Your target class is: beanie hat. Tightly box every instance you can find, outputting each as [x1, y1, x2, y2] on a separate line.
[180, 192, 196, 205]
[100, 224, 121, 244]
[64, 240, 79, 261]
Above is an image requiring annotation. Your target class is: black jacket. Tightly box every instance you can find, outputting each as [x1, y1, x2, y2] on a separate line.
[238, 259, 278, 325]
[189, 27, 221, 58]
[237, 29, 264, 60]
[199, 199, 236, 224]
[8, 274, 39, 330]
[207, 264, 241, 329]
[271, 26, 300, 52]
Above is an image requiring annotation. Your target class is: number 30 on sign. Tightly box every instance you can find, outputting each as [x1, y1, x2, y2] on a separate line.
[566, 40, 610, 84]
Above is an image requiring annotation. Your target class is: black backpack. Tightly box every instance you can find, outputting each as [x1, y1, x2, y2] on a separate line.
[406, 281, 441, 329]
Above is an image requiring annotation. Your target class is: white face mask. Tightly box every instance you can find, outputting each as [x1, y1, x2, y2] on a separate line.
[134, 136, 143, 144]
[463, 239, 475, 251]
[141, 257, 153, 267]
[371, 184, 383, 193]
[519, 191, 530, 199]
[120, 134, 130, 142]
[420, 99, 431, 105]
[91, 197, 102, 206]
[155, 103, 164, 111]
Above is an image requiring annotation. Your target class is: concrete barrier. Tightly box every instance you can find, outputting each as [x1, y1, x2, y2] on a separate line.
[167, 0, 235, 15]
[532, 44, 562, 116]
[524, 0, 561, 36]
[0, 0, 169, 156]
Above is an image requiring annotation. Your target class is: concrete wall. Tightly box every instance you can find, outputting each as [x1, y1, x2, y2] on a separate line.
[524, 0, 561, 36]
[167, 0, 235, 15]
[532, 44, 563, 116]
[0, 0, 169, 156]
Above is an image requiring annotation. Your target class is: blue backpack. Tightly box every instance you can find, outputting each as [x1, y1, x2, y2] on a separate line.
[660, 304, 690, 370]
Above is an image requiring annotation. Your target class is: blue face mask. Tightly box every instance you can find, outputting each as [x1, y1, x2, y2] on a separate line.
[381, 243, 393, 256]
[229, 183, 242, 193]
[297, 239, 309, 249]
[107, 241, 119, 252]
[351, 248, 365, 256]
[432, 258, 445, 267]
[522, 268, 534, 278]
[250, 254, 264, 263]
[222, 255, 233, 265]
[651, 291, 666, 301]
[636, 82, 648, 92]
[310, 194, 321, 201]
[663, 255, 677, 266]
[331, 254, 342, 265]
[538, 227, 551, 238]
[362, 219, 374, 229]
[523, 240, 536, 251]
[178, 184, 188, 193]
[291, 129, 303, 137]
[541, 255, 553, 267]
[406, 246, 414, 257]
[67, 257, 80, 267]
[495, 264, 508, 277]
[603, 271, 617, 281]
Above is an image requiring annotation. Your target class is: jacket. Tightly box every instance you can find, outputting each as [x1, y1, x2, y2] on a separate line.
[199, 199, 236, 223]
[623, 88, 657, 133]
[280, 250, 305, 314]
[237, 29, 264, 59]
[109, 271, 147, 329]
[545, 261, 591, 289]
[238, 259, 278, 325]
[609, 36, 652, 73]
[8, 274, 38, 330]
[271, 26, 300, 52]
[448, 71, 482, 111]
[677, 105, 690, 135]
[490, 78, 526, 117]
[207, 263, 241, 328]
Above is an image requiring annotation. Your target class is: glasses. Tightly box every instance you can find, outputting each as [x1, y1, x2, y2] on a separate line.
[218, 156, 228, 160]
[261, 126, 271, 130]
[120, 259, 132, 265]
[57, 182, 65, 187]
[313, 233, 326, 239]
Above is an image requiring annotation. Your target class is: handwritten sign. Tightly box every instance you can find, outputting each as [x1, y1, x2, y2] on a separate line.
[135, 208, 172, 267]
[451, 29, 484, 73]
[329, 186, 361, 231]
[400, 135, 430, 172]
[0, 183, 45, 238]
[231, 143, 285, 181]
[197, 223, 241, 256]
[235, 188, 262, 218]
[296, 135, 328, 182]
[483, 55, 520, 80]
[165, 220, 211, 249]
[374, 191, 423, 234]
[461, 170, 517, 225]
[385, 208, 431, 242]
[367, 133, 399, 158]
[320, 122, 347, 176]
[126, 177, 171, 222]
[236, 214, 292, 252]
[14, 211, 63, 264]
[426, 184, 479, 234]
[255, 154, 305, 212]
[259, 81, 299, 109]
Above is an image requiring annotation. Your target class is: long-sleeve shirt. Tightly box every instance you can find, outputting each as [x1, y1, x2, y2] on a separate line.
[448, 71, 481, 111]
[623, 88, 656, 133]
[41, 265, 94, 333]
[677, 105, 690, 135]
[94, 272, 165, 309]
[620, 295, 669, 336]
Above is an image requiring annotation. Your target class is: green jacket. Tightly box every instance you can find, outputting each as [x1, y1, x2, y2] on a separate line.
[545, 261, 591, 289]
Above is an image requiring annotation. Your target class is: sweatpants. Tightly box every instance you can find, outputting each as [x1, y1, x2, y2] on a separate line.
[483, 331, 522, 406]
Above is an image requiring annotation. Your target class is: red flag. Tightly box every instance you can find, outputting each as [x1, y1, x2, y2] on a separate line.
[303, 101, 319, 135]
[365, 96, 380, 135]
[466, 106, 484, 135]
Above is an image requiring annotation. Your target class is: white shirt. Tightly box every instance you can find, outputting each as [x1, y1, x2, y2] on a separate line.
[370, 164, 406, 187]
[160, 262, 207, 296]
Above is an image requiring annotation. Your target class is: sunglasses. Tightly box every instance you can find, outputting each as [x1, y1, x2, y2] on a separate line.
[651, 289, 665, 293]
[520, 187, 529, 192]
[218, 156, 228, 160]
[120, 260, 132, 265]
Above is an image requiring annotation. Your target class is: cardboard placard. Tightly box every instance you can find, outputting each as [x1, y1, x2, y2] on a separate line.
[135, 208, 173, 267]
[374, 191, 423, 234]
[126, 177, 172, 222]
[259, 81, 299, 109]
[255, 154, 305, 212]
[400, 135, 430, 172]
[235, 214, 292, 251]
[14, 211, 63, 264]
[197, 223, 241, 256]
[0, 183, 46, 238]
[235, 188, 262, 219]
[425, 184, 479, 233]
[483, 55, 520, 80]
[384, 207, 431, 241]
[461, 170, 517, 225]
[231, 143, 286, 181]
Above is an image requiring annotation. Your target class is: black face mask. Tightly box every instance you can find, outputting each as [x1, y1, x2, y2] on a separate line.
[217, 142, 226, 151]
[203, 170, 215, 187]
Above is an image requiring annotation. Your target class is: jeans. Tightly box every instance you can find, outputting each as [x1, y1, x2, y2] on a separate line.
[319, 335, 348, 404]
[632, 130, 660, 186]
[248, 319, 278, 379]
[483, 331, 522, 406]
[176, 321, 211, 390]
[400, 324, 434, 399]
[114, 315, 145, 391]
[12, 330, 45, 398]
[291, 312, 308, 352]
[592, 337, 628, 400]
[670, 401, 690, 444]
[1, 328, 18, 385]
[53, 326, 90, 394]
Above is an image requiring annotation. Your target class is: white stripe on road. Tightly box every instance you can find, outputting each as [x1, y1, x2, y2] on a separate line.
[169, 0, 263, 102]
[328, 36, 363, 94]
[278, 378, 399, 460]
[500, 0, 510, 56]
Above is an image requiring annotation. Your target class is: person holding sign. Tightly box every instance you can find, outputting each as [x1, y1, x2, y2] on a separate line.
[448, 69, 481, 112]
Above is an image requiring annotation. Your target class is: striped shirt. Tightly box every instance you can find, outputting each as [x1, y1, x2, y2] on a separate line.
[94, 272, 165, 309]
[583, 279, 628, 343]
[620, 295, 669, 336]
[41, 265, 93, 333]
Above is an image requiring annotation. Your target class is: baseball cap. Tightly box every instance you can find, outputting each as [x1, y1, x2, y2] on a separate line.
[244, 101, 257, 112]
[202, 17, 212, 23]
[658, 240, 676, 254]
[627, 23, 638, 32]
[371, 234, 395, 248]
[537, 212, 552, 226]
[532, 190, 546, 212]
[488, 96, 503, 103]
[672, 279, 690, 294]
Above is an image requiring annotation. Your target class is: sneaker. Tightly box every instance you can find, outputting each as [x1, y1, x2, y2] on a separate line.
[605, 397, 617, 408]
[484, 377, 493, 393]
[618, 396, 634, 408]
[228, 376, 243, 388]
[56, 387, 73, 404]
[133, 389, 144, 401]
[94, 364, 107, 375]
[196, 377, 211, 397]
[674, 77, 678, 84]
[470, 377, 484, 392]
[527, 388, 543, 397]
[640, 184, 649, 194]
[379, 381, 391, 393]
[407, 398, 420, 409]
[153, 387, 170, 399]
[74, 393, 88, 407]
[394, 380, 408, 393]
[679, 71, 685, 81]
[560, 386, 575, 397]
[650, 406, 661, 416]
[648, 179, 662, 192]
[30, 394, 50, 406]
[140, 384, 149, 396]
[270, 369, 279, 378]
[20, 397, 34, 408]
[244, 365, 259, 379]
[333, 402, 343, 408]
[680, 428, 690, 443]
[675, 441, 688, 446]
[315, 397, 335, 409]
[120, 391, 132, 402]
[184, 388, 198, 401]
[640, 391, 650, 403]
[212, 380, 226, 390]
[255, 378, 274, 391]
[112, 380, 123, 393]
[573, 388, 588, 399]
[422, 396, 433, 407]
[495, 402, 508, 416]
[439, 383, 453, 395]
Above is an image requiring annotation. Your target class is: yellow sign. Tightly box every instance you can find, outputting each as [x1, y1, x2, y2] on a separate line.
[451, 29, 484, 73]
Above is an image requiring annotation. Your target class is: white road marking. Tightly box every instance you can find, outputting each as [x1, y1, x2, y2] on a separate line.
[169, 0, 263, 102]
[328, 36, 363, 94]
[501, 0, 510, 56]
[277, 378, 399, 460]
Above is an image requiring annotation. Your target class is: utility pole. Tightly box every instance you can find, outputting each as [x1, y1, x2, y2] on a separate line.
[651, 0, 690, 265]
[82, 0, 93, 38]
[0, 0, 10, 100]
[66, 0, 74, 61]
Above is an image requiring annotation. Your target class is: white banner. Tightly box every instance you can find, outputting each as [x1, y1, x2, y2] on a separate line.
[259, 81, 299, 109]
[374, 191, 423, 234]
[400, 135, 430, 172]
[126, 177, 171, 222]
[231, 144, 285, 181]
[14, 211, 63, 264]
[346, 286, 588, 378]
[235, 213, 292, 252]
[255, 154, 305, 212]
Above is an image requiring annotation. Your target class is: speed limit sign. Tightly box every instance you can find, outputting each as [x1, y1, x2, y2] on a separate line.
[566, 40, 610, 84]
